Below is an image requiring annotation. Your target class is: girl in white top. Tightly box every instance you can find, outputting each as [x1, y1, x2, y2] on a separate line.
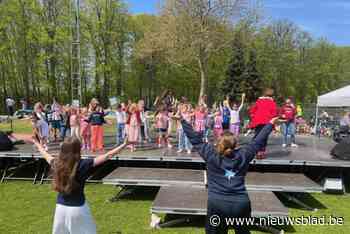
[228, 93, 245, 136]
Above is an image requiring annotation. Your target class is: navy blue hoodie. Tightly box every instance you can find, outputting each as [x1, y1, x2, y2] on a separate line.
[181, 120, 273, 201]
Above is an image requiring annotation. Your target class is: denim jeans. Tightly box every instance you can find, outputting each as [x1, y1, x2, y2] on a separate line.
[206, 195, 251, 234]
[281, 122, 296, 145]
[116, 123, 125, 145]
[253, 125, 268, 150]
[178, 128, 192, 150]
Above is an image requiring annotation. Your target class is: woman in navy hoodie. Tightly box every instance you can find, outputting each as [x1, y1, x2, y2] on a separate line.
[179, 115, 279, 234]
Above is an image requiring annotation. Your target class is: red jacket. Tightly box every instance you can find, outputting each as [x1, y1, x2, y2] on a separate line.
[249, 97, 277, 128]
[279, 104, 296, 121]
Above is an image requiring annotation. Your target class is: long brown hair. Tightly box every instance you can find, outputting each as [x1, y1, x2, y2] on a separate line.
[217, 131, 238, 157]
[52, 137, 81, 194]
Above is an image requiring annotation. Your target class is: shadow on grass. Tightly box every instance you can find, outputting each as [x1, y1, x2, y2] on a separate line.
[276, 192, 327, 210]
[111, 186, 160, 201]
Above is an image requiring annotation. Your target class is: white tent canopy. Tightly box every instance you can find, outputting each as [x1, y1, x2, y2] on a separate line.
[317, 85, 350, 107]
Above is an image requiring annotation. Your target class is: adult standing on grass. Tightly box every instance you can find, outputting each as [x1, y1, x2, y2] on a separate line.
[177, 113, 279, 234]
[33, 137, 128, 234]
[5, 96, 15, 117]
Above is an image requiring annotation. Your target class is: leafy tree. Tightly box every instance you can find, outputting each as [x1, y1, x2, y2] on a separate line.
[221, 33, 246, 100]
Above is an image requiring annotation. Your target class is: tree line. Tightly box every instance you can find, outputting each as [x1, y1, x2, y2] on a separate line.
[0, 0, 349, 113]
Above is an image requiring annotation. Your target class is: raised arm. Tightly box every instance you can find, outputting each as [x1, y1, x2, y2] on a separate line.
[181, 119, 215, 161]
[93, 142, 128, 167]
[33, 140, 54, 164]
[239, 93, 246, 111]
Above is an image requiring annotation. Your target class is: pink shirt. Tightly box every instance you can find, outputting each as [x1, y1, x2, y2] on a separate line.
[70, 114, 79, 127]
[214, 115, 223, 129]
[156, 112, 169, 129]
[194, 111, 206, 132]
[80, 116, 90, 132]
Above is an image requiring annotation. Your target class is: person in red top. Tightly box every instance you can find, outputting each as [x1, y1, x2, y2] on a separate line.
[249, 88, 278, 159]
[279, 97, 298, 148]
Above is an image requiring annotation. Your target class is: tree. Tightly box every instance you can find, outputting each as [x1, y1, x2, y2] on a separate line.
[139, 0, 246, 102]
[221, 33, 246, 100]
[242, 48, 263, 102]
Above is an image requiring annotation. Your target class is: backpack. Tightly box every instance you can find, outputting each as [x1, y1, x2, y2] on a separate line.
[331, 136, 350, 161]
[0, 131, 14, 151]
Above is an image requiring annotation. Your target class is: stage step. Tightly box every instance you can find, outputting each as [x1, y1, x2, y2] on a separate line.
[103, 167, 323, 193]
[151, 186, 289, 218]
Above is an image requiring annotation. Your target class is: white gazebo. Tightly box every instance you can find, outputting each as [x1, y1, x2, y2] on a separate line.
[315, 85, 350, 128]
[317, 85, 350, 107]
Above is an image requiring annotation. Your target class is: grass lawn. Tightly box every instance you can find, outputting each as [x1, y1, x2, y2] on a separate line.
[0, 182, 349, 234]
[0, 119, 117, 135]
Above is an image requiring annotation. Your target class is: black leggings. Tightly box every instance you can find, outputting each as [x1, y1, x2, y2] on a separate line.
[206, 196, 251, 234]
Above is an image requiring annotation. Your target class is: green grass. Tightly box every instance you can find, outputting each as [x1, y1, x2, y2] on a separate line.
[0, 119, 117, 135]
[0, 182, 349, 234]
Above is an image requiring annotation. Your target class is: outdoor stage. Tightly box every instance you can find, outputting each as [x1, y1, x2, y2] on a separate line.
[1, 135, 349, 168]
[1, 134, 348, 233]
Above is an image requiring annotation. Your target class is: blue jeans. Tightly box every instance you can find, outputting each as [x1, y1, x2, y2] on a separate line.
[116, 123, 125, 145]
[178, 128, 192, 150]
[281, 122, 296, 145]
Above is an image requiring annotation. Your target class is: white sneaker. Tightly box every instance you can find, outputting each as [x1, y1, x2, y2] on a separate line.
[291, 143, 298, 148]
[168, 144, 173, 149]
[177, 149, 183, 153]
[187, 150, 192, 154]
[282, 144, 287, 148]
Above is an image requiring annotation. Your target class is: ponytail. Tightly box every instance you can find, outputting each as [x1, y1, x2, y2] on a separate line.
[217, 132, 237, 157]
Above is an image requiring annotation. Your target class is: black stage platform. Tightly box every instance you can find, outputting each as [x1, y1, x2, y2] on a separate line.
[1, 135, 349, 167]
[151, 186, 289, 218]
[103, 167, 323, 193]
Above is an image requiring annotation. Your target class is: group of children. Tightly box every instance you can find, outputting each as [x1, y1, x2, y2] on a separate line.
[31, 98, 107, 152]
[31, 88, 298, 160]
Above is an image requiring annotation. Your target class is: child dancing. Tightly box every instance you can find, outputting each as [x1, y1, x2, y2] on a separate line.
[177, 104, 192, 154]
[32, 114, 50, 151]
[213, 109, 223, 138]
[249, 88, 277, 159]
[70, 107, 80, 140]
[126, 103, 141, 152]
[80, 108, 91, 150]
[88, 101, 106, 153]
[228, 93, 245, 137]
[115, 104, 126, 146]
[155, 105, 172, 148]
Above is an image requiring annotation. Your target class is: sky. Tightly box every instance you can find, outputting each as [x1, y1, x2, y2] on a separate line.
[124, 0, 350, 46]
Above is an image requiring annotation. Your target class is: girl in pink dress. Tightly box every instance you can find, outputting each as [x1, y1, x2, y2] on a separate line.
[126, 104, 141, 152]
[213, 110, 224, 138]
[80, 107, 91, 150]
[194, 105, 207, 133]
[70, 108, 80, 140]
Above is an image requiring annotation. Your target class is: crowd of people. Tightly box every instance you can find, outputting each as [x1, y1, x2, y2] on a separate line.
[28, 88, 305, 160]
[25, 87, 328, 234]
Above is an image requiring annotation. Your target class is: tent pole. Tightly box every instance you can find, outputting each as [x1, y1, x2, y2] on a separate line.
[315, 104, 319, 135]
